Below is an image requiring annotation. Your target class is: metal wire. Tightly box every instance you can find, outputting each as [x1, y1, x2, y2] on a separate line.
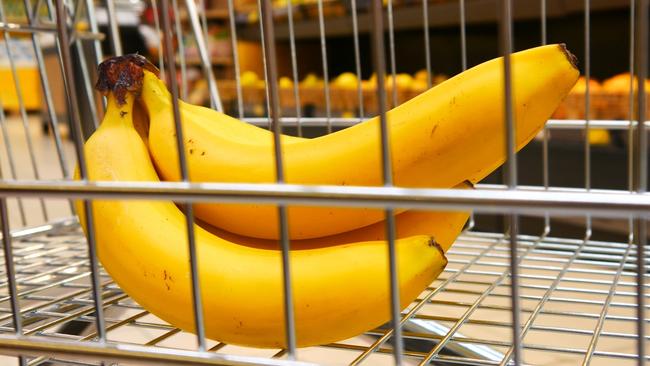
[0, 1, 648, 365]
[226, 0, 244, 118]
[316, 0, 332, 133]
[260, 0, 297, 356]
[0, 1, 48, 223]
[0, 224, 644, 365]
[53, 0, 105, 347]
[104, 0, 122, 56]
[285, 0, 302, 134]
[368, 0, 401, 364]
[634, 1, 648, 365]
[159, 0, 206, 351]
[499, 1, 522, 365]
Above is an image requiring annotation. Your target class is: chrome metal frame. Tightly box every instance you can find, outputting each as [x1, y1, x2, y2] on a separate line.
[0, 0, 647, 365]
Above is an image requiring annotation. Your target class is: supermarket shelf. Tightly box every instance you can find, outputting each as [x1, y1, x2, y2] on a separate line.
[179, 8, 229, 22]
[238, 0, 631, 41]
[178, 56, 233, 66]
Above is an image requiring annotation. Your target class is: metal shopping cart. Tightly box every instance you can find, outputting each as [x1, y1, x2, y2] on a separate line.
[0, 0, 648, 365]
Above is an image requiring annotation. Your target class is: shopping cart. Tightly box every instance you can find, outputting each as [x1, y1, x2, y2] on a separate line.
[0, 0, 648, 365]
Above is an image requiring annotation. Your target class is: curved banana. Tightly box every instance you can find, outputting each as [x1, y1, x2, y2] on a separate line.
[77, 91, 450, 348]
[142, 44, 578, 240]
[201, 186, 471, 253]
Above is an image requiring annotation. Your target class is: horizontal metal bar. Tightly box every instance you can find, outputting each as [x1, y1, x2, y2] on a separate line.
[1, 181, 650, 218]
[0, 218, 78, 241]
[0, 334, 315, 366]
[242, 117, 650, 130]
[0, 21, 103, 39]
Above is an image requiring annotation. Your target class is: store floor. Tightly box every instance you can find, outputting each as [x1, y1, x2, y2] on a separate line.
[0, 114, 76, 229]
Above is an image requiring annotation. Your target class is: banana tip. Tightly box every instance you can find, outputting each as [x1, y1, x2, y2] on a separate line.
[559, 43, 579, 71]
[96, 54, 159, 105]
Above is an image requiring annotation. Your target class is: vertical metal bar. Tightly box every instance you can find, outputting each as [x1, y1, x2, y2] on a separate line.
[227, 0, 244, 118]
[173, 0, 188, 99]
[198, 0, 211, 64]
[422, 0, 431, 89]
[184, 0, 223, 111]
[506, 215, 521, 366]
[256, 0, 272, 123]
[84, 0, 106, 116]
[370, 0, 401, 363]
[67, 0, 100, 132]
[459, 0, 467, 72]
[541, 0, 550, 236]
[387, 0, 397, 106]
[0, 167, 22, 338]
[198, 0, 213, 105]
[260, 0, 297, 357]
[21, 0, 73, 217]
[582, 230, 634, 365]
[629, 0, 636, 193]
[0, 2, 48, 223]
[84, 0, 104, 68]
[635, 0, 648, 194]
[70, 0, 85, 44]
[627, 4, 637, 342]
[160, 0, 206, 351]
[150, 0, 166, 77]
[198, 0, 212, 91]
[72, 30, 101, 130]
[584, 0, 592, 239]
[0, 98, 27, 227]
[460, 0, 473, 231]
[540, 0, 546, 45]
[286, 0, 302, 134]
[104, 0, 122, 55]
[634, 0, 648, 364]
[32, 0, 44, 20]
[635, 219, 648, 366]
[500, 0, 521, 365]
[0, 198, 25, 366]
[351, 0, 364, 120]
[316, 0, 332, 133]
[54, 0, 105, 343]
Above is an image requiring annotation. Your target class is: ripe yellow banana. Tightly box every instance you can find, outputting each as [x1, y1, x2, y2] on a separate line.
[77, 90, 451, 348]
[141, 44, 579, 240]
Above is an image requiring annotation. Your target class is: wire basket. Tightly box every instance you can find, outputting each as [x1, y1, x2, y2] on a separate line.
[0, 0, 648, 365]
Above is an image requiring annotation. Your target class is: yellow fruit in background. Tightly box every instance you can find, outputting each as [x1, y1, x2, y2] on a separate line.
[570, 76, 602, 94]
[414, 69, 430, 82]
[279, 76, 294, 89]
[333, 72, 359, 89]
[240, 70, 259, 87]
[386, 73, 414, 90]
[433, 74, 448, 85]
[588, 128, 611, 146]
[602, 72, 650, 93]
[367, 73, 377, 87]
[411, 78, 429, 92]
[301, 73, 323, 87]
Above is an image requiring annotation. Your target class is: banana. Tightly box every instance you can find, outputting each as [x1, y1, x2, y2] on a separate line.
[199, 182, 471, 252]
[77, 90, 450, 348]
[141, 44, 579, 240]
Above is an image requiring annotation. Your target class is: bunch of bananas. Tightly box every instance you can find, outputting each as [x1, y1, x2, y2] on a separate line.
[77, 44, 579, 348]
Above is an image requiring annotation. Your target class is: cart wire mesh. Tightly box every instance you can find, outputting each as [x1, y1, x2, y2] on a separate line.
[0, 0, 648, 365]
